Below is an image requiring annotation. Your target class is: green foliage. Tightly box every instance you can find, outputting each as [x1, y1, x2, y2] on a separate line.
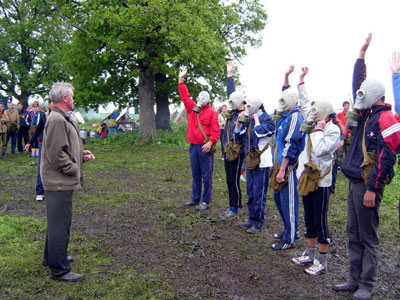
[56, 0, 267, 108]
[0, 0, 70, 104]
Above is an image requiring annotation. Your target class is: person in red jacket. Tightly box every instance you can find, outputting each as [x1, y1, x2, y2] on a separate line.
[179, 68, 220, 210]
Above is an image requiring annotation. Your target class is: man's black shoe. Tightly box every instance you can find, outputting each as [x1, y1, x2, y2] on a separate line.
[184, 200, 198, 206]
[332, 282, 359, 292]
[43, 255, 74, 267]
[50, 272, 85, 282]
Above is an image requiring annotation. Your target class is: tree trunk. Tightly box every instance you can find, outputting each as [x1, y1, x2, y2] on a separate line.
[138, 71, 157, 141]
[155, 73, 171, 131]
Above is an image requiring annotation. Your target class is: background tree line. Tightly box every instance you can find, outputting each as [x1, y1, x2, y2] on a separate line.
[0, 0, 267, 140]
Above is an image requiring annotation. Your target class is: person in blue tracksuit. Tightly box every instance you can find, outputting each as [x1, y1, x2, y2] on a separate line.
[234, 98, 275, 233]
[219, 60, 246, 220]
[271, 65, 305, 249]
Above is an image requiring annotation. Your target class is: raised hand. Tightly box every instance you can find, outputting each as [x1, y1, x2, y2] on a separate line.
[179, 68, 187, 83]
[299, 67, 309, 84]
[285, 65, 295, 76]
[359, 33, 372, 59]
[227, 60, 234, 77]
[389, 51, 400, 73]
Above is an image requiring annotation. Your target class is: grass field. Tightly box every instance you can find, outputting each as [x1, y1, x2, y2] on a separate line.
[0, 124, 399, 299]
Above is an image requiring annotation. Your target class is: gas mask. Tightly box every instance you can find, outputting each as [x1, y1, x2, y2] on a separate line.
[347, 79, 385, 121]
[274, 88, 298, 121]
[192, 91, 210, 113]
[239, 98, 263, 123]
[225, 91, 245, 120]
[300, 101, 334, 133]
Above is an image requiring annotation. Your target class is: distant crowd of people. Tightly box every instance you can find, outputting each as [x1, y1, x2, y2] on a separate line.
[179, 33, 400, 300]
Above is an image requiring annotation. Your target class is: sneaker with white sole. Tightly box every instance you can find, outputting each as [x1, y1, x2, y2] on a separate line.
[36, 195, 44, 201]
[240, 174, 246, 182]
[304, 259, 326, 276]
[218, 208, 230, 219]
[271, 240, 295, 250]
[196, 202, 209, 211]
[292, 251, 314, 266]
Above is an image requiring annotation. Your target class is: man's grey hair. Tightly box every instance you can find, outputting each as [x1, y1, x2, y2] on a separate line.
[49, 82, 74, 104]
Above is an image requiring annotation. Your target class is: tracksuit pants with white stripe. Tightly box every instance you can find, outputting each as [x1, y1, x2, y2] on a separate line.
[302, 186, 331, 244]
[190, 144, 214, 205]
[247, 167, 270, 229]
[273, 167, 299, 244]
[224, 153, 244, 209]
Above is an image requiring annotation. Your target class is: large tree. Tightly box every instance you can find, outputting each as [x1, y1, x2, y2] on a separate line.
[0, 0, 69, 106]
[51, 0, 267, 140]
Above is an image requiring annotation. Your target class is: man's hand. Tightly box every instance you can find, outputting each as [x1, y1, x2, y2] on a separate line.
[363, 190, 376, 207]
[83, 149, 95, 162]
[202, 141, 212, 153]
[227, 60, 234, 77]
[359, 33, 372, 59]
[315, 119, 326, 130]
[299, 67, 309, 84]
[24, 143, 31, 152]
[276, 169, 285, 183]
[285, 65, 295, 76]
[389, 51, 400, 73]
[179, 68, 187, 83]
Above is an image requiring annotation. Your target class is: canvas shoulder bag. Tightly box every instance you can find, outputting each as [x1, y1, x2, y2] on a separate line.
[196, 112, 216, 154]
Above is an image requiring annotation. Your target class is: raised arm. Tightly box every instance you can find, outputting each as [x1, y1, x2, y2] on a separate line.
[352, 33, 371, 101]
[283, 65, 294, 91]
[178, 68, 196, 112]
[227, 60, 236, 99]
[297, 67, 312, 117]
[390, 51, 400, 115]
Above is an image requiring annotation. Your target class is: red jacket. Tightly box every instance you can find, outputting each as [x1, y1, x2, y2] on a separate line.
[179, 83, 220, 145]
[337, 110, 350, 138]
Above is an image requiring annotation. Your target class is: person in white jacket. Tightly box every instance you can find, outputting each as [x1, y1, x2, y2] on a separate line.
[292, 67, 340, 275]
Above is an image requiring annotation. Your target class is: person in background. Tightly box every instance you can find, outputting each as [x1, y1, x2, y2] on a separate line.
[218, 104, 227, 159]
[4, 101, 20, 155]
[333, 33, 400, 300]
[25, 100, 50, 201]
[179, 68, 220, 211]
[337, 100, 351, 168]
[17, 102, 30, 154]
[0, 103, 7, 156]
[28, 101, 41, 158]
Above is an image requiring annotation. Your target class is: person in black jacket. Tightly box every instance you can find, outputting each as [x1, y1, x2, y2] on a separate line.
[25, 100, 50, 201]
[17, 102, 30, 153]
[333, 33, 400, 300]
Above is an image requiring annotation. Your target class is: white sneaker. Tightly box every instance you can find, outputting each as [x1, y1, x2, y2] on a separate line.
[304, 259, 326, 275]
[240, 174, 246, 182]
[292, 251, 313, 266]
[36, 195, 44, 201]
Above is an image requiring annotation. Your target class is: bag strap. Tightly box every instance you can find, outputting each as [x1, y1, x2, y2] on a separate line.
[196, 112, 208, 143]
[247, 119, 270, 153]
[362, 115, 371, 160]
[226, 119, 230, 142]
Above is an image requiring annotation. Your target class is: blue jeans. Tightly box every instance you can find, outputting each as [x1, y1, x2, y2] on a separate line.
[6, 130, 17, 154]
[36, 144, 44, 196]
[189, 144, 214, 204]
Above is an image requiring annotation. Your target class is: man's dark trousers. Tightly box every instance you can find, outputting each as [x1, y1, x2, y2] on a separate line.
[44, 190, 73, 277]
[17, 126, 29, 153]
[224, 152, 244, 209]
[347, 182, 382, 292]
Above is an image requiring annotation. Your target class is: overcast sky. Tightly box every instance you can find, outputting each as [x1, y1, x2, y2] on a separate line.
[237, 0, 400, 112]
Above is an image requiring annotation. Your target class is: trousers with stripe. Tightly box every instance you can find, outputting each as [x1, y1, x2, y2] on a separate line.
[273, 167, 299, 243]
[190, 144, 214, 204]
[302, 186, 331, 244]
[224, 153, 244, 208]
[247, 167, 270, 229]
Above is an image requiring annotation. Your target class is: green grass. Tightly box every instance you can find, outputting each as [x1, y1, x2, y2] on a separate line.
[1, 124, 399, 299]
